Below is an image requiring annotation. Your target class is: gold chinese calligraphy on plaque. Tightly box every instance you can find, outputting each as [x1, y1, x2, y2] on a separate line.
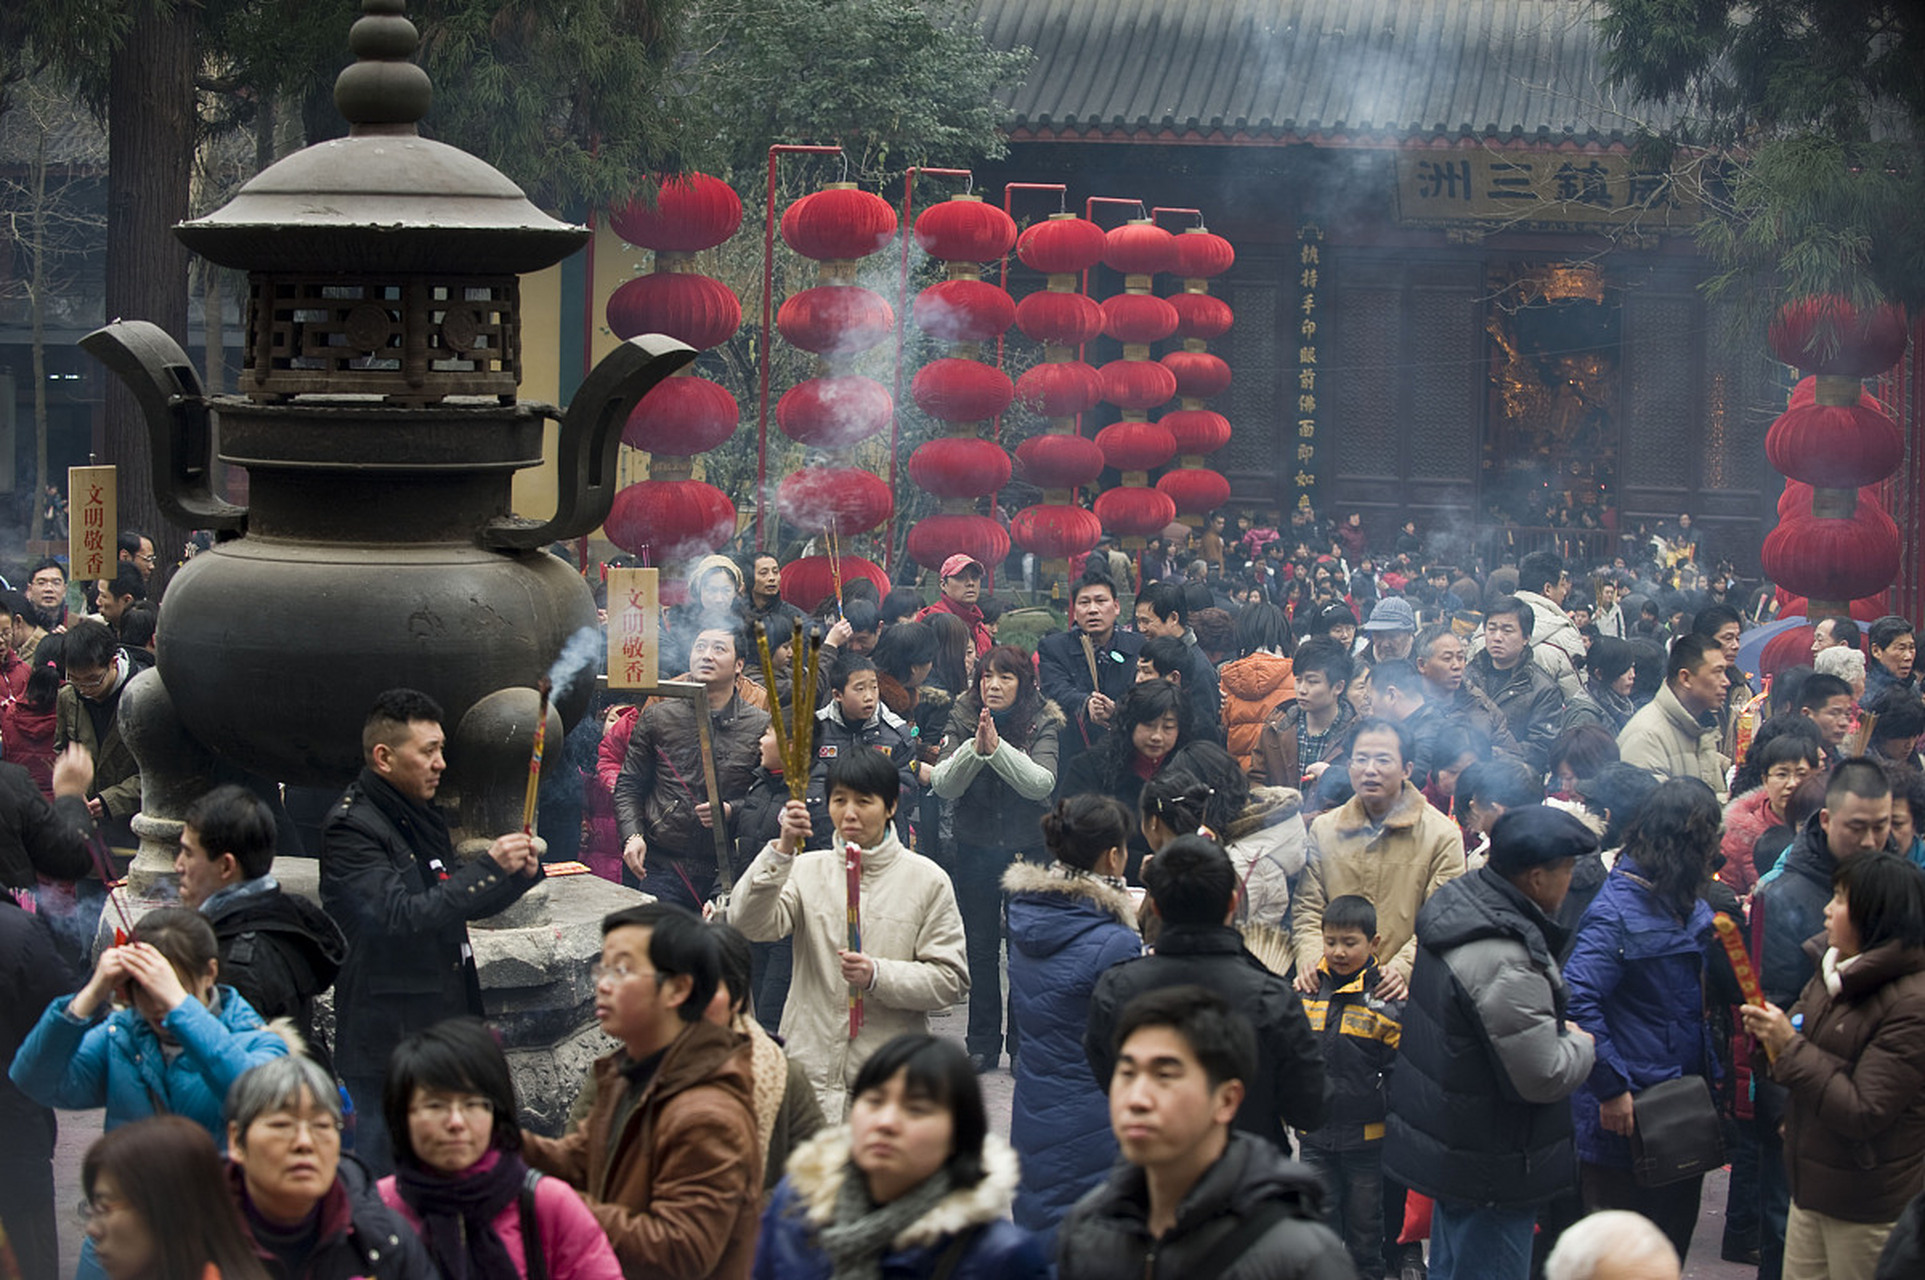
[1293, 226, 1323, 511]
[68, 465, 117, 582]
[606, 567, 660, 689]
[1393, 153, 1701, 228]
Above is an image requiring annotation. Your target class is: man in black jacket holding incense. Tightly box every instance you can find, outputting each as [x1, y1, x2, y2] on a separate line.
[321, 688, 541, 1175]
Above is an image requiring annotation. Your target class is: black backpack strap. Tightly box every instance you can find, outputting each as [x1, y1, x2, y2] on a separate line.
[520, 1168, 548, 1280]
[929, 1224, 984, 1280]
[1189, 1200, 1296, 1278]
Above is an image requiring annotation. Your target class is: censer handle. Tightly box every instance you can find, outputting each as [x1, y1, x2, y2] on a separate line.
[79, 321, 248, 532]
[483, 334, 694, 550]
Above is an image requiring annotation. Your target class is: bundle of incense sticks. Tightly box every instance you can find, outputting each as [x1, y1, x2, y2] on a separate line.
[755, 620, 821, 803]
[1079, 633, 1101, 688]
[521, 678, 551, 835]
[846, 841, 864, 1039]
[826, 521, 844, 619]
[1844, 710, 1879, 761]
[1712, 915, 1777, 1063]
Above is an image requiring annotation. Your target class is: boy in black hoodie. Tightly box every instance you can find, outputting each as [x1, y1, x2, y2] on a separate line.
[1297, 893, 1404, 1278]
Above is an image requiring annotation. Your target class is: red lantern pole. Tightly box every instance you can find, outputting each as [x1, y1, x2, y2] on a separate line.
[1149, 207, 1202, 226]
[890, 167, 974, 574]
[995, 183, 1069, 442]
[759, 145, 843, 551]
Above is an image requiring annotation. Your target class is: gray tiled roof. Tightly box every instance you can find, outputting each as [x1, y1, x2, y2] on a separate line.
[970, 0, 1675, 144]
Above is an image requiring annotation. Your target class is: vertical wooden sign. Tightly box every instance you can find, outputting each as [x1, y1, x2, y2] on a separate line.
[606, 567, 659, 689]
[69, 465, 117, 582]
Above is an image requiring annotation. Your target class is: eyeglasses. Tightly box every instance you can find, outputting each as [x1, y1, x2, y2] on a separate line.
[75, 1195, 127, 1225]
[68, 667, 113, 692]
[409, 1096, 495, 1121]
[590, 961, 658, 986]
[29, 576, 64, 589]
[136, 554, 158, 567]
[254, 1114, 345, 1141]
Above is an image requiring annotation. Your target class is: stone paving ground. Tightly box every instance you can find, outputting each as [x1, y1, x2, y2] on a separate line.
[50, 993, 1757, 1280]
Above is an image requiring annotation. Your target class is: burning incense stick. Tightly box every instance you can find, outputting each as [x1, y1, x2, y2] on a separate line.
[827, 521, 844, 619]
[1079, 633, 1101, 689]
[521, 678, 551, 835]
[789, 620, 807, 784]
[1713, 914, 1777, 1063]
[846, 841, 864, 1038]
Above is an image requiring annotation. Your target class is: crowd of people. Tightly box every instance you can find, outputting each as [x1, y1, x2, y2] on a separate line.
[4, 511, 1925, 1280]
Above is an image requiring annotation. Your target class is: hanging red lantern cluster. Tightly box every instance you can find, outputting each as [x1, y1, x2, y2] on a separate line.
[1095, 219, 1180, 547]
[604, 174, 744, 567]
[1008, 213, 1110, 568]
[1756, 303, 1913, 677]
[905, 195, 1018, 578]
[774, 182, 899, 572]
[1157, 226, 1236, 521]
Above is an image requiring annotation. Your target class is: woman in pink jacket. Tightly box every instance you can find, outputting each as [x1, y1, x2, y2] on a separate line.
[378, 1019, 621, 1280]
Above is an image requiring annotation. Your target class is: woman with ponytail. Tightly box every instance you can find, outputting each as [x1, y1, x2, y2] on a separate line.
[1002, 795, 1140, 1250]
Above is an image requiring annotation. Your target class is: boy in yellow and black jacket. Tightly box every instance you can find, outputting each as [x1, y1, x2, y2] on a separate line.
[1297, 893, 1404, 1279]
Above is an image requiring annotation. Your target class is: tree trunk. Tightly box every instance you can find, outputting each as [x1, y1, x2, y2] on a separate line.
[104, 0, 198, 559]
[29, 122, 49, 547]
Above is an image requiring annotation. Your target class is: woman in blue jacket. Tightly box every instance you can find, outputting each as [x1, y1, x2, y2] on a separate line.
[10, 906, 289, 1278]
[1563, 779, 1724, 1266]
[1002, 794, 1141, 1248]
[755, 1034, 1048, 1280]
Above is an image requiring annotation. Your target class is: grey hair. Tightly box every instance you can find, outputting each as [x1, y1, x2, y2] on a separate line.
[1815, 645, 1867, 685]
[225, 1056, 342, 1136]
[1544, 1211, 1679, 1280]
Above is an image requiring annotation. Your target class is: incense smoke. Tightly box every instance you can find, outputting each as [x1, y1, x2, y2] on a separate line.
[547, 626, 604, 700]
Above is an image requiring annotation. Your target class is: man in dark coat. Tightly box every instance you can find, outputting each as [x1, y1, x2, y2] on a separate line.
[1465, 597, 1566, 773]
[0, 896, 81, 1280]
[1038, 568, 1142, 778]
[1059, 985, 1351, 1280]
[1086, 836, 1329, 1145]
[1384, 806, 1598, 1280]
[614, 622, 769, 912]
[177, 784, 346, 1069]
[1748, 758, 1893, 1275]
[320, 687, 541, 1175]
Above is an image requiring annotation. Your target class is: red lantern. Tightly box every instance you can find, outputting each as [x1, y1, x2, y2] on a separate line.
[1172, 229, 1235, 279]
[907, 514, 1010, 572]
[1098, 359, 1178, 411]
[606, 272, 741, 350]
[911, 358, 1015, 422]
[607, 173, 743, 253]
[1758, 627, 1817, 680]
[1767, 297, 1909, 377]
[1015, 291, 1103, 346]
[1011, 504, 1102, 559]
[1157, 467, 1232, 514]
[777, 286, 896, 355]
[1159, 408, 1232, 456]
[1103, 220, 1176, 276]
[1100, 293, 1179, 344]
[913, 280, 1017, 344]
[1093, 486, 1177, 538]
[1096, 420, 1178, 471]
[1017, 215, 1107, 274]
[1015, 433, 1106, 487]
[913, 196, 1017, 262]
[776, 466, 895, 534]
[1168, 293, 1234, 341]
[1014, 362, 1104, 418]
[780, 555, 890, 612]
[606, 480, 736, 559]
[1761, 508, 1901, 602]
[776, 376, 894, 448]
[781, 185, 899, 261]
[908, 436, 1014, 499]
[1765, 403, 1903, 488]
[1161, 349, 1232, 399]
[623, 376, 738, 454]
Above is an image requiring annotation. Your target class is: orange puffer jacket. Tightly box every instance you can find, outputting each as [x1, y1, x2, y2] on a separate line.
[1218, 652, 1296, 773]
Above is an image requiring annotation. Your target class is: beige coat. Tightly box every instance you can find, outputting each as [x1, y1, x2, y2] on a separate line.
[1617, 682, 1730, 801]
[1292, 781, 1466, 981]
[727, 830, 968, 1121]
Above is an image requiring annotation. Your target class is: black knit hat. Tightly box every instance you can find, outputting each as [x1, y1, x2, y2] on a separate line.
[1488, 805, 1601, 875]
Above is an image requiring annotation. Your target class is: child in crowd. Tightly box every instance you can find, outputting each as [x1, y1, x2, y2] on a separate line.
[1296, 894, 1403, 1279]
[807, 655, 918, 846]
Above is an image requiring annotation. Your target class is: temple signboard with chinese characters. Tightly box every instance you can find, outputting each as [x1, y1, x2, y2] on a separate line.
[1393, 152, 1702, 230]
[1293, 224, 1324, 512]
[605, 567, 660, 690]
[68, 465, 117, 582]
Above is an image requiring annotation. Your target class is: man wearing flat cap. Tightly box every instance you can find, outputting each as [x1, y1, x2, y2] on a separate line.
[1385, 805, 1599, 1280]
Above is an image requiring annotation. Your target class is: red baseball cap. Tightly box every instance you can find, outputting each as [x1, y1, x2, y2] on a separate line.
[939, 554, 985, 579]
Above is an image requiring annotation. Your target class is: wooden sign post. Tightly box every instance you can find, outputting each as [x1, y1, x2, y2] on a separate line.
[606, 567, 659, 690]
[69, 465, 117, 583]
